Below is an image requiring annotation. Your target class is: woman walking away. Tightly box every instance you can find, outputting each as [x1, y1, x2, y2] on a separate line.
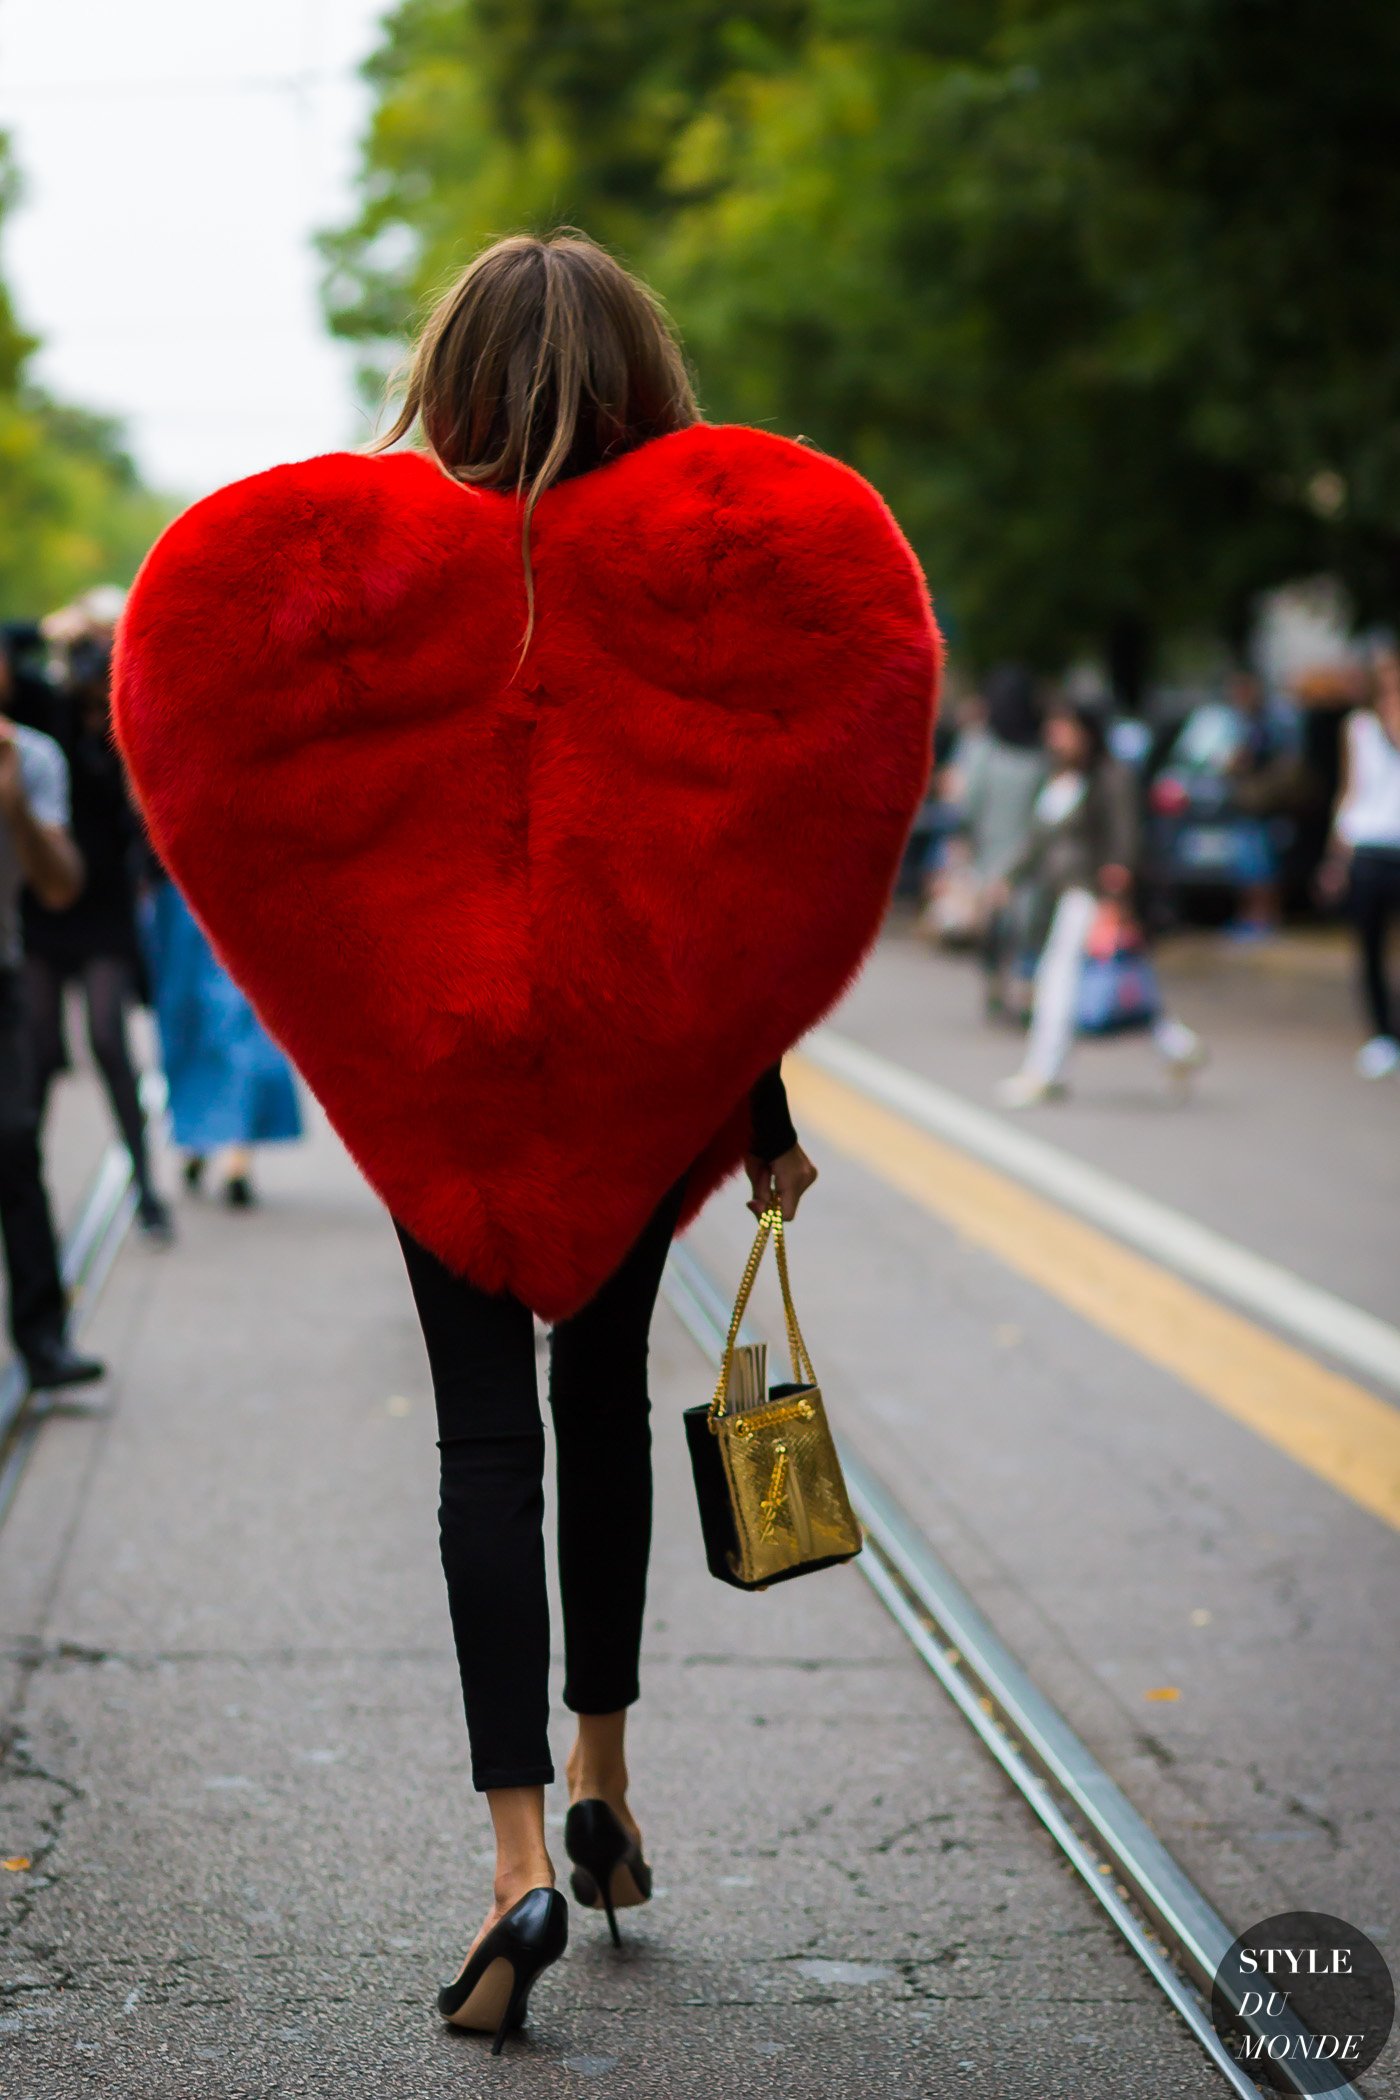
[113, 230, 939, 2049]
[959, 663, 1046, 1022]
[24, 636, 172, 1241]
[993, 703, 1203, 1107]
[1321, 646, 1400, 1078]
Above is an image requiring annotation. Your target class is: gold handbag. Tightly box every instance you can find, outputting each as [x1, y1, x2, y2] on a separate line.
[683, 1202, 862, 1590]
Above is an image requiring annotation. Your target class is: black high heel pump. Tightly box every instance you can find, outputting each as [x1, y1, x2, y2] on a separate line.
[564, 1800, 652, 1947]
[437, 1887, 568, 2052]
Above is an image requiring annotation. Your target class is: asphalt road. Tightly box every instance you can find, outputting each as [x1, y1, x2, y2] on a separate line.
[1, 930, 1396, 2098]
[841, 916, 1398, 1323]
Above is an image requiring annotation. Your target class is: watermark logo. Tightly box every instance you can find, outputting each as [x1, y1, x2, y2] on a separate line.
[1211, 1911, 1394, 2095]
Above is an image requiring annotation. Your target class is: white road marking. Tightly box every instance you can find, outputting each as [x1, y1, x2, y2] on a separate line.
[807, 1027, 1400, 1394]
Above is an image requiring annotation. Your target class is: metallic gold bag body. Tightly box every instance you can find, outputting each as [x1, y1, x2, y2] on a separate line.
[683, 1202, 862, 1590]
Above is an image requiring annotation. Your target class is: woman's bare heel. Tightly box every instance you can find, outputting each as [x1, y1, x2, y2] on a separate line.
[437, 1888, 568, 2051]
[564, 1799, 652, 1947]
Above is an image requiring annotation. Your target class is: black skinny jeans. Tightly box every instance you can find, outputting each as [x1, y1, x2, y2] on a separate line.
[1351, 846, 1400, 1040]
[394, 1169, 690, 1792]
[0, 968, 68, 1356]
[26, 953, 155, 1199]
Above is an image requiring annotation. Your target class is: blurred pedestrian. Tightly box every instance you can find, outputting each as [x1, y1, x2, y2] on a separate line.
[913, 689, 986, 936]
[1221, 667, 1306, 939]
[0, 654, 104, 1390]
[1320, 647, 1400, 1079]
[959, 663, 1045, 1020]
[141, 861, 303, 1205]
[24, 634, 172, 1241]
[992, 703, 1204, 1106]
[0, 622, 60, 739]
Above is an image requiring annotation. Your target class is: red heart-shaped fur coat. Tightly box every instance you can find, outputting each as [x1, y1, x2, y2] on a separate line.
[114, 425, 939, 1316]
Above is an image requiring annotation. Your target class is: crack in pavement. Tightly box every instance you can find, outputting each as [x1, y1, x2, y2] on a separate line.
[0, 1736, 82, 1977]
[0, 1638, 453, 1674]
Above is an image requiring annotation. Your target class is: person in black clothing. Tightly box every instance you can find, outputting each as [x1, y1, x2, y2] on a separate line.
[23, 638, 172, 1241]
[0, 636, 105, 1390]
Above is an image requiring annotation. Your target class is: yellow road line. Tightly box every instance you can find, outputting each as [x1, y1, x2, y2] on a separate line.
[786, 1054, 1400, 1532]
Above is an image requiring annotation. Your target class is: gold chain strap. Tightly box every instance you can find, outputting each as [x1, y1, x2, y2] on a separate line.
[771, 1204, 817, 1389]
[708, 1188, 816, 1422]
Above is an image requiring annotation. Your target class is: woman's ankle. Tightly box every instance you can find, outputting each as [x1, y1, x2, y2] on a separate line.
[567, 1764, 629, 1809]
[484, 1782, 552, 1910]
[565, 1745, 627, 1805]
[493, 1855, 555, 1911]
[565, 1739, 641, 1846]
[566, 1709, 631, 1805]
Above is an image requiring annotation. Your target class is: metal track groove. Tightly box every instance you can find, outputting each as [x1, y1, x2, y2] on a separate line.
[663, 1238, 1361, 2100]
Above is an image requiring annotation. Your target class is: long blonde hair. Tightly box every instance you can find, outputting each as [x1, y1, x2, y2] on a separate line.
[373, 230, 699, 650]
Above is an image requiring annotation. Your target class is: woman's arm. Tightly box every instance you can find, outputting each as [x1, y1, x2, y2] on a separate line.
[745, 1062, 817, 1220]
[0, 721, 83, 909]
[1097, 761, 1141, 895]
[1317, 711, 1357, 902]
[1103, 760, 1142, 870]
[1330, 711, 1357, 845]
[748, 1063, 798, 1162]
[985, 813, 1043, 901]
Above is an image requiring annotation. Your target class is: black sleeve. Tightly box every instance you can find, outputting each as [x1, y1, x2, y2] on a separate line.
[747, 1062, 799, 1162]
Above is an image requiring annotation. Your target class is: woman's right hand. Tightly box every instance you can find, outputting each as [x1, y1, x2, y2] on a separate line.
[745, 1144, 819, 1222]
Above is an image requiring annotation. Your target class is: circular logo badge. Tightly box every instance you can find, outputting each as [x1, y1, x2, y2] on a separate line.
[1211, 1911, 1394, 2095]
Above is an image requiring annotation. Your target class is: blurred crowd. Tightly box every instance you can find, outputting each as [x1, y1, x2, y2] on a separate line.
[0, 596, 303, 1395]
[912, 653, 1400, 1094]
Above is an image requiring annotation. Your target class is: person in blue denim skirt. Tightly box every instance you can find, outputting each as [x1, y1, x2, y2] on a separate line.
[141, 854, 303, 1207]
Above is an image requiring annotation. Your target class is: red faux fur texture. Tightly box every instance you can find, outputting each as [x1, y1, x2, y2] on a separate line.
[114, 424, 940, 1317]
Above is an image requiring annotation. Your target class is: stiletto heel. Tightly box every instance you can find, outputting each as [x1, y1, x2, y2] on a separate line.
[492, 1970, 536, 2057]
[436, 1886, 568, 2050]
[564, 1799, 652, 1946]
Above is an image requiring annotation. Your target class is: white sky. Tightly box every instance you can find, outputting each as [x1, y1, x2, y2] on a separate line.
[0, 0, 392, 500]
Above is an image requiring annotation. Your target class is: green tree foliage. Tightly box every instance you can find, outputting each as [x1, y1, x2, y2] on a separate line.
[319, 1, 804, 352]
[0, 138, 171, 620]
[324, 0, 1400, 689]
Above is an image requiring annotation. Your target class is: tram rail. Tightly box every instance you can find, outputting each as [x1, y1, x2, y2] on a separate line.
[663, 1237, 1365, 2100]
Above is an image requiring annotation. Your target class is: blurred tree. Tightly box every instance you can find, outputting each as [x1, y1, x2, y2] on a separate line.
[319, 1, 806, 370]
[324, 0, 1400, 695]
[994, 0, 1400, 632]
[0, 138, 171, 620]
